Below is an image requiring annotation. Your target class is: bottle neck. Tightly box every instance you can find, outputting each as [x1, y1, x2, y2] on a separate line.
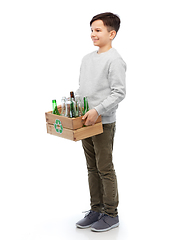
[52, 101, 57, 110]
[70, 92, 75, 100]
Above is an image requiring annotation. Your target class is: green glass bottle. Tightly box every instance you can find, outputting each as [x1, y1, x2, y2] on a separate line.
[86, 97, 89, 112]
[83, 97, 86, 115]
[52, 99, 60, 115]
[83, 96, 89, 115]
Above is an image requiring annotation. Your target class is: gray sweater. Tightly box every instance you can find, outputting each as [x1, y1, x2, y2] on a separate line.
[76, 48, 126, 124]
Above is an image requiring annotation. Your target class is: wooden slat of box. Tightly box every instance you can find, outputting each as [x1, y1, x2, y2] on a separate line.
[45, 111, 76, 129]
[73, 123, 103, 141]
[46, 122, 103, 141]
[45, 111, 102, 130]
[46, 123, 75, 141]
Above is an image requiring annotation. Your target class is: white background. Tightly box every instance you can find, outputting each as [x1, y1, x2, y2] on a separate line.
[0, 0, 176, 239]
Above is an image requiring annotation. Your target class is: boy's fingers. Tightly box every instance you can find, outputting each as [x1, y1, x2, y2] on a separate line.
[82, 112, 88, 120]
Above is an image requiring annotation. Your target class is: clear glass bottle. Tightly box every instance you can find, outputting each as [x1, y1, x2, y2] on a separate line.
[65, 97, 71, 118]
[61, 97, 66, 116]
[75, 95, 83, 117]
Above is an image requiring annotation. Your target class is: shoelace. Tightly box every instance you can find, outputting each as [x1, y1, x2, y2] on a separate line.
[98, 213, 106, 220]
[82, 210, 110, 220]
[82, 210, 94, 218]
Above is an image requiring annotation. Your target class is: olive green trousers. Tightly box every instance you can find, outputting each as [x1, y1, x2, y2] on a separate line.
[82, 122, 119, 217]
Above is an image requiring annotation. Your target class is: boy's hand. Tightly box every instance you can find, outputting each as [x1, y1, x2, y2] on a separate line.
[82, 109, 99, 126]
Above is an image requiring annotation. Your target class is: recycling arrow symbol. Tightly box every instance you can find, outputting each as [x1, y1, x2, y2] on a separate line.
[54, 119, 63, 134]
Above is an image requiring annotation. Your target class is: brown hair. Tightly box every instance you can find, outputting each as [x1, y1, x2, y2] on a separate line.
[90, 12, 121, 34]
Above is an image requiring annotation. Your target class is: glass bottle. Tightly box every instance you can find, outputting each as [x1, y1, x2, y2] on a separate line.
[83, 96, 89, 115]
[86, 96, 89, 112]
[75, 95, 83, 117]
[61, 97, 66, 116]
[65, 97, 71, 118]
[75, 97, 79, 117]
[52, 99, 60, 115]
[83, 97, 86, 115]
[70, 97, 76, 118]
[70, 91, 75, 100]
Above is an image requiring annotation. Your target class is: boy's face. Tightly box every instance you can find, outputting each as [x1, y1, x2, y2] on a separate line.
[90, 20, 115, 49]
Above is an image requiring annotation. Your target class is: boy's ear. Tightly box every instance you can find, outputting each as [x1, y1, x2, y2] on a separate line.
[110, 30, 116, 40]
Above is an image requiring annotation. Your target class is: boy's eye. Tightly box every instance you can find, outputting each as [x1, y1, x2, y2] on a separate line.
[91, 29, 101, 33]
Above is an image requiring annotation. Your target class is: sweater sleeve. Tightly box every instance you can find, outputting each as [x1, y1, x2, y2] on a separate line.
[94, 57, 126, 115]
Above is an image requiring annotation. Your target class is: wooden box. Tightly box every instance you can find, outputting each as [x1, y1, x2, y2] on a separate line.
[45, 108, 103, 141]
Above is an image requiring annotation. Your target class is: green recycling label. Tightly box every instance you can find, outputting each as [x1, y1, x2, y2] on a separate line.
[54, 119, 63, 134]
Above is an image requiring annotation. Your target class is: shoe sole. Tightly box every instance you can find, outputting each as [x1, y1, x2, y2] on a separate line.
[91, 222, 120, 232]
[76, 223, 93, 229]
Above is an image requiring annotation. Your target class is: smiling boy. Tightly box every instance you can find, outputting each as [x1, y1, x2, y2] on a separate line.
[75, 12, 126, 232]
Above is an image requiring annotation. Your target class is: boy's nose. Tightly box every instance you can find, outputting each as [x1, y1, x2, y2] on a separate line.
[91, 32, 96, 37]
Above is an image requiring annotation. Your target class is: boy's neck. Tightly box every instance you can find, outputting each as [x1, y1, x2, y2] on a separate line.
[97, 45, 112, 54]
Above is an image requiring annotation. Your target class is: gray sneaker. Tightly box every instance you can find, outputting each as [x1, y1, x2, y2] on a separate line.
[91, 213, 119, 232]
[76, 210, 100, 229]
